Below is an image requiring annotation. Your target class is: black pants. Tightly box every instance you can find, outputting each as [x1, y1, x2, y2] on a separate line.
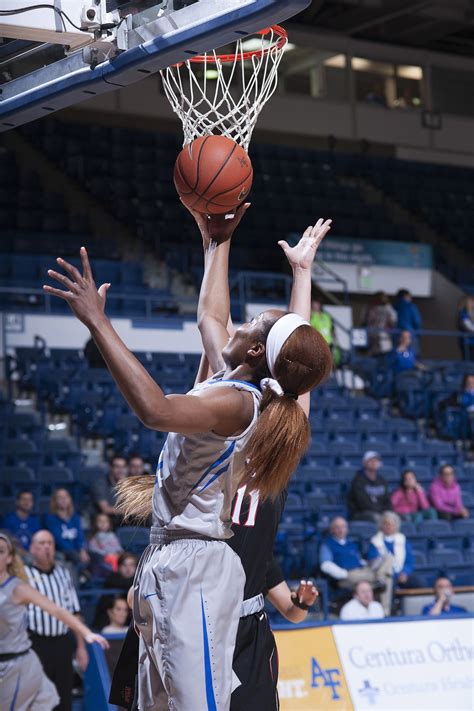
[29, 632, 74, 711]
[231, 611, 279, 711]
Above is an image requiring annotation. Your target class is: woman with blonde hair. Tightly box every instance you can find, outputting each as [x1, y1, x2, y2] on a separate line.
[0, 532, 108, 710]
[43, 211, 332, 710]
[44, 488, 89, 566]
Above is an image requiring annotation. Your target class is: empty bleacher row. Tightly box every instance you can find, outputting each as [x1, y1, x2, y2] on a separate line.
[0, 253, 177, 317]
[16, 118, 473, 283]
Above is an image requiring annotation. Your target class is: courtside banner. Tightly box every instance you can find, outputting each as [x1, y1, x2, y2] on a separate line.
[274, 627, 353, 710]
[333, 618, 474, 710]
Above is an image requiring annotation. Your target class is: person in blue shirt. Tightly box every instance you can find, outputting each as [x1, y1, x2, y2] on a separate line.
[44, 488, 90, 566]
[2, 489, 40, 551]
[391, 330, 426, 374]
[457, 296, 474, 361]
[367, 511, 421, 589]
[319, 516, 393, 615]
[422, 577, 467, 616]
[395, 289, 422, 353]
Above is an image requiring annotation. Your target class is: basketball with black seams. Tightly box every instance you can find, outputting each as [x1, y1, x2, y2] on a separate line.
[174, 135, 253, 214]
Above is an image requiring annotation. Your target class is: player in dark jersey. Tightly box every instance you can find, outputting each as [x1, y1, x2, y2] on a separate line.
[229, 485, 317, 711]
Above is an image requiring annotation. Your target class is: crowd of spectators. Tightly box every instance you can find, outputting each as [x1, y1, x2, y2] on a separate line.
[347, 452, 469, 523]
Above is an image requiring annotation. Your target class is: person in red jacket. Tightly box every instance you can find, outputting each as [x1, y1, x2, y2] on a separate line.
[429, 465, 469, 521]
[391, 470, 436, 524]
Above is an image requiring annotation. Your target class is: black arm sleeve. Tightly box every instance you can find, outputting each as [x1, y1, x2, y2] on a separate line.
[264, 558, 285, 595]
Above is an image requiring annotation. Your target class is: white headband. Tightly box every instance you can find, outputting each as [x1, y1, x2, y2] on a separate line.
[265, 313, 309, 378]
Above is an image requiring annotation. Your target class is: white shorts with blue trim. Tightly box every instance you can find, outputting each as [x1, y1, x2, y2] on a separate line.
[133, 535, 245, 711]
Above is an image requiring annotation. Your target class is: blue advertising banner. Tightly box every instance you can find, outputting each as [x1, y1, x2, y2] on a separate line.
[289, 235, 433, 269]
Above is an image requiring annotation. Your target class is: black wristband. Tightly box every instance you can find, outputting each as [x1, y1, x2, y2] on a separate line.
[292, 596, 310, 611]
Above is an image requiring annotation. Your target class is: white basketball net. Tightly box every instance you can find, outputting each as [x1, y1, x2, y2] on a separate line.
[160, 26, 288, 151]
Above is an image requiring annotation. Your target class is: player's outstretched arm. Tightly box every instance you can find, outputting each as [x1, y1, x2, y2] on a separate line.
[279, 218, 332, 415]
[14, 581, 109, 649]
[42, 248, 252, 436]
[184, 202, 250, 373]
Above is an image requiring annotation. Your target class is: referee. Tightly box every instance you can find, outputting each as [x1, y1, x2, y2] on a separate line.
[24, 530, 88, 711]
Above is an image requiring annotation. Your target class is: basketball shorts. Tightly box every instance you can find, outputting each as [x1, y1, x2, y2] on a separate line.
[133, 534, 245, 711]
[231, 611, 279, 711]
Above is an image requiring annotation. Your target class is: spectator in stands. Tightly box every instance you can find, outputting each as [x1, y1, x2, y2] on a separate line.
[367, 511, 420, 590]
[394, 289, 422, 350]
[1, 489, 40, 551]
[90, 454, 128, 523]
[364, 291, 397, 356]
[457, 296, 474, 361]
[101, 595, 130, 634]
[128, 454, 146, 477]
[429, 465, 469, 521]
[84, 336, 106, 368]
[391, 469, 436, 523]
[310, 296, 339, 366]
[44, 488, 89, 566]
[347, 451, 391, 523]
[391, 330, 426, 373]
[319, 516, 393, 615]
[88, 513, 123, 572]
[25, 530, 89, 711]
[104, 552, 137, 591]
[422, 577, 467, 616]
[459, 373, 474, 413]
[339, 580, 385, 621]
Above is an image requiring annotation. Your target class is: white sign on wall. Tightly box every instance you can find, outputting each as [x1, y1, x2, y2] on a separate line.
[333, 618, 474, 711]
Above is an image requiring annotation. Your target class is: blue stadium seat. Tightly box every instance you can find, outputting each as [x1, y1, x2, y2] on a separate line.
[348, 521, 377, 540]
[117, 527, 150, 553]
[418, 520, 452, 536]
[428, 549, 464, 566]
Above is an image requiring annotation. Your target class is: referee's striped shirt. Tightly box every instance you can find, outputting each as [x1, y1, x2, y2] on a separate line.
[24, 563, 81, 636]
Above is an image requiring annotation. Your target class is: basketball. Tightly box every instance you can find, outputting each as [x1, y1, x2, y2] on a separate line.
[174, 135, 253, 214]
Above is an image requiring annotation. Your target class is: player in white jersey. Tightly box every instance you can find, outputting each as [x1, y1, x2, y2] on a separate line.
[43, 211, 332, 710]
[0, 532, 108, 711]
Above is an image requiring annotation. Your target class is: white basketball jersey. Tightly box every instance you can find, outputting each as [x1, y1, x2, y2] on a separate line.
[152, 373, 262, 539]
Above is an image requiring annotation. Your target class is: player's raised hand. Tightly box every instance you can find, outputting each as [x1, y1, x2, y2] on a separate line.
[43, 247, 110, 328]
[278, 218, 332, 271]
[292, 579, 318, 607]
[181, 198, 250, 246]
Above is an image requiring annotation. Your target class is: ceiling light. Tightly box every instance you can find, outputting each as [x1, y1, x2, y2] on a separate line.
[241, 38, 296, 53]
[398, 65, 423, 80]
[324, 54, 346, 68]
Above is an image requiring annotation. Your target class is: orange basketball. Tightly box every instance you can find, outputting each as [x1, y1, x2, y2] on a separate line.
[174, 135, 253, 214]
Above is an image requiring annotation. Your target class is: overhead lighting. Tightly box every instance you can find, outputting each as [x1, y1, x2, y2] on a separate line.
[353, 57, 395, 76]
[398, 65, 423, 80]
[241, 38, 296, 53]
[324, 54, 346, 68]
[205, 69, 219, 80]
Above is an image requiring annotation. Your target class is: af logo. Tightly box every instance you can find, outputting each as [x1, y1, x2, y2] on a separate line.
[237, 187, 248, 201]
[237, 156, 249, 168]
[311, 656, 342, 700]
[358, 679, 380, 705]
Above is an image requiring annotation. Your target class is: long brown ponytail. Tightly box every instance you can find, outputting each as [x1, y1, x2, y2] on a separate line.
[242, 325, 332, 499]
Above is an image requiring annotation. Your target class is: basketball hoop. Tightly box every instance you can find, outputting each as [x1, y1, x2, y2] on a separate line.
[160, 25, 288, 151]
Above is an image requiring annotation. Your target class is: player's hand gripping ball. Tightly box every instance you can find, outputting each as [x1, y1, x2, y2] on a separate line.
[174, 135, 253, 214]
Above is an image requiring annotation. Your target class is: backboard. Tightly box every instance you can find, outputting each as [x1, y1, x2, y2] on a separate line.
[0, 0, 310, 132]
